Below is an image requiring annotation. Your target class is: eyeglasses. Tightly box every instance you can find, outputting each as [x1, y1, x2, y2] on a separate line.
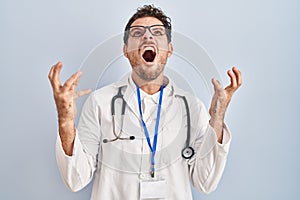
[128, 25, 166, 37]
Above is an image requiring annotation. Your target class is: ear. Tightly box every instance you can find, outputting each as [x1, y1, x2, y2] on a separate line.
[123, 44, 128, 58]
[167, 42, 173, 57]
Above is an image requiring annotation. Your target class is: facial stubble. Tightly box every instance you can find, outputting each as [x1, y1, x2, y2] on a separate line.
[127, 49, 169, 81]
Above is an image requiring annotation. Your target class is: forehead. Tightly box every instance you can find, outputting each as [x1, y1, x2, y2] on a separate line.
[131, 16, 163, 27]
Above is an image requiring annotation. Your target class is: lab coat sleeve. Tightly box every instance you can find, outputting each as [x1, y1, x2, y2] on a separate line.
[56, 133, 95, 192]
[56, 92, 101, 192]
[188, 100, 231, 194]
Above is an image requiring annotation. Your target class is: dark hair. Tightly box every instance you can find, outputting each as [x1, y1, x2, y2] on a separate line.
[123, 5, 172, 44]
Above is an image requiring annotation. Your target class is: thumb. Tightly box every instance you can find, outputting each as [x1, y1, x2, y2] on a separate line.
[77, 89, 92, 98]
[211, 78, 222, 92]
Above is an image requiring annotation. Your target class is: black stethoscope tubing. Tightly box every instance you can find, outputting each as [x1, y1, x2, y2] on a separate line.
[103, 87, 135, 143]
[103, 87, 195, 159]
[175, 95, 195, 159]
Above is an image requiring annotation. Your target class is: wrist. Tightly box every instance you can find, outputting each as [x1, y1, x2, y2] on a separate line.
[58, 117, 74, 127]
[56, 101, 75, 120]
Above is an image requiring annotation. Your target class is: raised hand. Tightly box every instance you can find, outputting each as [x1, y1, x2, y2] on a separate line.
[209, 67, 242, 143]
[48, 61, 91, 155]
[48, 62, 91, 121]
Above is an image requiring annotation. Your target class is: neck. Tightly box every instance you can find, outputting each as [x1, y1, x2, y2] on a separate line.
[140, 84, 162, 95]
[132, 73, 164, 95]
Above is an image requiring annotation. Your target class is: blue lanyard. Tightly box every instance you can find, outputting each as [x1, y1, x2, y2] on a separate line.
[136, 84, 164, 177]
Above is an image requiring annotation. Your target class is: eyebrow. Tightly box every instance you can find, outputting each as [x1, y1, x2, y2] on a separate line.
[130, 24, 164, 27]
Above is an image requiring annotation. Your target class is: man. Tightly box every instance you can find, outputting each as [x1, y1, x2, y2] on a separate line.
[48, 5, 242, 200]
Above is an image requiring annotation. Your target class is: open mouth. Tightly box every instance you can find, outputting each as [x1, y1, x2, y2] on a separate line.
[142, 47, 156, 63]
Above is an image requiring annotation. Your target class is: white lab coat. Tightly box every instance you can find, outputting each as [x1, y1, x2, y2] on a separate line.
[56, 73, 231, 200]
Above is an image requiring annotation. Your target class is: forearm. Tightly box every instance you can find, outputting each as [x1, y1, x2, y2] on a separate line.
[56, 96, 77, 156]
[58, 118, 76, 156]
[209, 119, 223, 143]
[209, 98, 227, 143]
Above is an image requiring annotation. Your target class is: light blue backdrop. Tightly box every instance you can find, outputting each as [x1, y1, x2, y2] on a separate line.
[1, 0, 299, 199]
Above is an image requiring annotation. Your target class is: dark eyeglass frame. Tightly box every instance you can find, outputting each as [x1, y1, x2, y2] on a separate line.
[128, 25, 166, 37]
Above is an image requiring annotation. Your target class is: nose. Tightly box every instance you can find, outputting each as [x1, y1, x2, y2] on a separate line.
[143, 28, 153, 40]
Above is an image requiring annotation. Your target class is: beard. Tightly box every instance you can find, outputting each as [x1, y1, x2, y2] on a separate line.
[127, 49, 169, 81]
[133, 63, 164, 81]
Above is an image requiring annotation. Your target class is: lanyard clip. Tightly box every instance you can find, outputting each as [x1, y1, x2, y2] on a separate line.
[151, 164, 155, 178]
[151, 170, 155, 178]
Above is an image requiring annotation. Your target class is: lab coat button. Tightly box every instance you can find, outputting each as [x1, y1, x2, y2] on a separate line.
[139, 174, 145, 179]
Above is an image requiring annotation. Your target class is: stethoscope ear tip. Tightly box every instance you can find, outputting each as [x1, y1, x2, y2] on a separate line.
[102, 136, 135, 143]
[103, 139, 108, 143]
[129, 136, 135, 140]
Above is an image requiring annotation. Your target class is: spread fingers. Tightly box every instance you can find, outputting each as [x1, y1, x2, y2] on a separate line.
[48, 61, 63, 91]
[63, 71, 82, 91]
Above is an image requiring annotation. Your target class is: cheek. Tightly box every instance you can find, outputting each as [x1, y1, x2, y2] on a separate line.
[127, 51, 139, 59]
[126, 46, 138, 53]
[126, 39, 140, 52]
[127, 51, 141, 67]
[157, 51, 169, 64]
[156, 38, 169, 51]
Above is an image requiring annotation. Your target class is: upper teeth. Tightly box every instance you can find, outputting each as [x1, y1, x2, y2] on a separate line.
[144, 46, 155, 52]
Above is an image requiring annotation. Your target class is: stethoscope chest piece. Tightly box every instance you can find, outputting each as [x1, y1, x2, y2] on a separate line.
[182, 146, 195, 159]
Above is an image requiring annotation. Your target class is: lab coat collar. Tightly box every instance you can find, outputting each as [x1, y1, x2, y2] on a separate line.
[114, 73, 140, 119]
[114, 72, 187, 98]
[113, 73, 187, 117]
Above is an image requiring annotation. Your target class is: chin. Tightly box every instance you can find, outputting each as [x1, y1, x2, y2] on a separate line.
[134, 64, 164, 82]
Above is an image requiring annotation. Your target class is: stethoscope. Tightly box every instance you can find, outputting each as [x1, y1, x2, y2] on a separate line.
[175, 94, 195, 159]
[102, 86, 195, 159]
[102, 86, 135, 143]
